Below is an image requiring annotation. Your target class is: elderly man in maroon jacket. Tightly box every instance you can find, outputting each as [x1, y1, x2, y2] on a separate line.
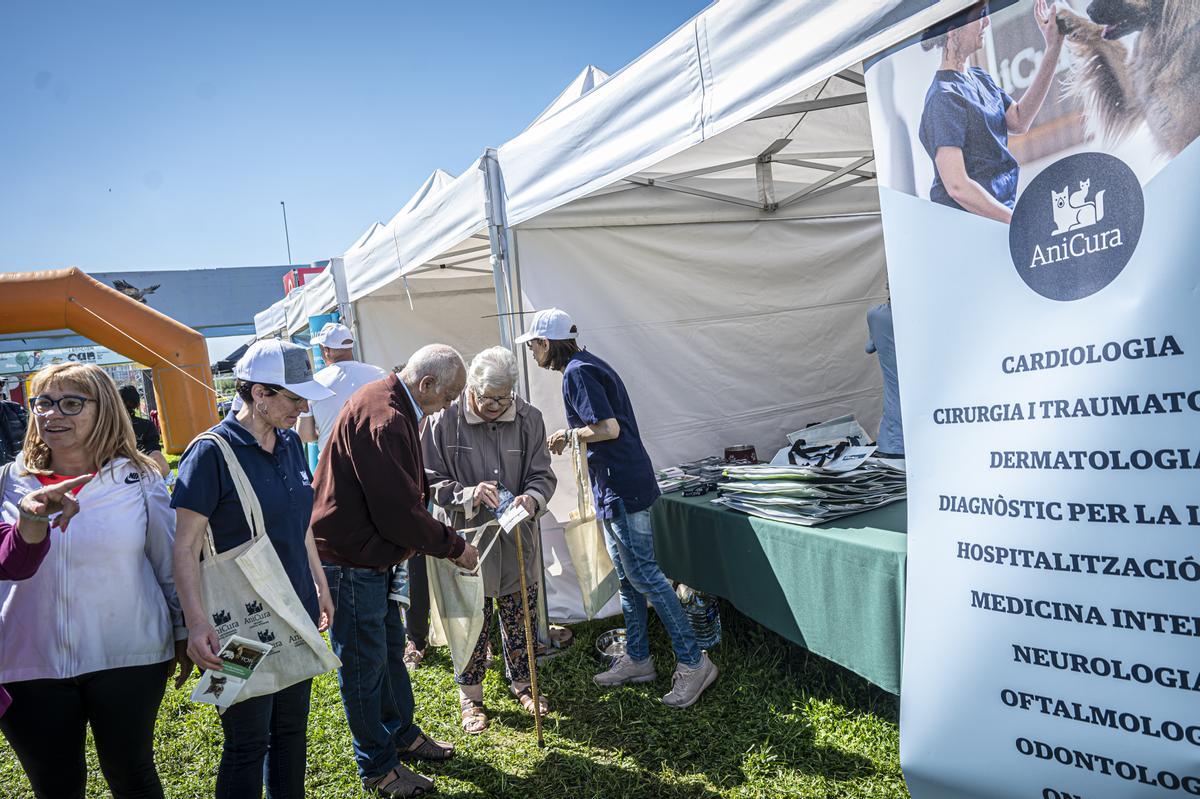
[312, 343, 478, 799]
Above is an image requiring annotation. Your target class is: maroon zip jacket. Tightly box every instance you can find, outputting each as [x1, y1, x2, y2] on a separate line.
[311, 373, 465, 569]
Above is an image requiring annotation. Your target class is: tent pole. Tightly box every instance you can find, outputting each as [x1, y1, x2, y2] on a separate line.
[482, 149, 515, 350]
[329, 257, 365, 362]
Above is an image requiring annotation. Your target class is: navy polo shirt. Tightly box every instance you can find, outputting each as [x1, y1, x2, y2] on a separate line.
[172, 413, 318, 621]
[562, 350, 660, 518]
[919, 67, 1017, 210]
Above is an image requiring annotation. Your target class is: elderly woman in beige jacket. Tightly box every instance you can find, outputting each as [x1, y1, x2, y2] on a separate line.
[422, 346, 557, 734]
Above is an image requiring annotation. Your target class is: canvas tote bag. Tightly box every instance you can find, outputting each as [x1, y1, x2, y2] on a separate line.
[427, 521, 502, 675]
[191, 432, 340, 703]
[562, 434, 618, 619]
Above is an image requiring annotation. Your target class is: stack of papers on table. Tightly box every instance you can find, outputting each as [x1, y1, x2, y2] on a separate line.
[656, 467, 703, 494]
[715, 461, 906, 526]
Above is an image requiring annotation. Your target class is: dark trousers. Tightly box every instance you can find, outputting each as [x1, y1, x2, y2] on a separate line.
[216, 678, 312, 799]
[0, 659, 170, 799]
[405, 554, 430, 650]
[324, 564, 422, 780]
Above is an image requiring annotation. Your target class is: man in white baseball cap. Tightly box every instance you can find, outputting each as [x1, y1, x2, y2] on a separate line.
[299, 322, 387, 453]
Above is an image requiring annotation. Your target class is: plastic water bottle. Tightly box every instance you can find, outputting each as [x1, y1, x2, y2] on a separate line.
[676, 583, 721, 650]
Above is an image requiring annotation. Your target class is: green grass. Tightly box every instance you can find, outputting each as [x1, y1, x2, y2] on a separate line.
[0, 606, 909, 798]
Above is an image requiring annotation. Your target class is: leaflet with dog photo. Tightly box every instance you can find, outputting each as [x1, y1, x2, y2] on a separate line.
[190, 635, 274, 709]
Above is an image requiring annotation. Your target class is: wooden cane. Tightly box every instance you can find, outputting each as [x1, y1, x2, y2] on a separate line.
[512, 515, 545, 748]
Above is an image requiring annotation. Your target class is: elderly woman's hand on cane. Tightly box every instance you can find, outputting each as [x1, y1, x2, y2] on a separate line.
[16, 474, 94, 539]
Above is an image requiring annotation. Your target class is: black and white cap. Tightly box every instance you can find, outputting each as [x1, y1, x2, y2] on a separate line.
[234, 339, 334, 401]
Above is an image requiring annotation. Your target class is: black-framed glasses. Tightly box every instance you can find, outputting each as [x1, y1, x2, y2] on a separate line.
[475, 391, 514, 408]
[30, 395, 93, 416]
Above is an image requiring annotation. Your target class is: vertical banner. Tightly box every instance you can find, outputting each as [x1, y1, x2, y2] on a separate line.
[866, 1, 1200, 797]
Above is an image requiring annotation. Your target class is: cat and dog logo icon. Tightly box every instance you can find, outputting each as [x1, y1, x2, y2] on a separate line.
[1009, 152, 1143, 302]
[1050, 179, 1105, 235]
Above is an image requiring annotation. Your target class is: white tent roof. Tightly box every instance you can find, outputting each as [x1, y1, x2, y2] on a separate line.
[497, 0, 974, 229]
[526, 65, 609, 129]
[253, 169, 471, 338]
[345, 61, 621, 295]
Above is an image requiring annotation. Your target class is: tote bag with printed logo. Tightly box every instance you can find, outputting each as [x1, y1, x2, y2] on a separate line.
[191, 432, 339, 704]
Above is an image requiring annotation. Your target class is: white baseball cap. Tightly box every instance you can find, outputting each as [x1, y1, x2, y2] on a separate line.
[311, 322, 355, 349]
[514, 308, 578, 343]
[234, 339, 334, 401]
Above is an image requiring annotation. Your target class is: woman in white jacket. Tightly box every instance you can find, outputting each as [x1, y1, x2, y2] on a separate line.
[0, 363, 190, 799]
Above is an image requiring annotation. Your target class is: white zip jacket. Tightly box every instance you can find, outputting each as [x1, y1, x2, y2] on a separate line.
[0, 454, 186, 682]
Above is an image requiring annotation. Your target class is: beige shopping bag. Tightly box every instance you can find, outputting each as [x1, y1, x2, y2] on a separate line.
[192, 433, 340, 704]
[427, 522, 501, 675]
[563, 435, 618, 620]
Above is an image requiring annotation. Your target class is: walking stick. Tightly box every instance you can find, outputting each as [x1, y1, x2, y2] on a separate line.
[512, 517, 545, 748]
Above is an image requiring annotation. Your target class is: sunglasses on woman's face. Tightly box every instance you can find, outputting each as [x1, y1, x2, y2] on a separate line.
[30, 395, 93, 416]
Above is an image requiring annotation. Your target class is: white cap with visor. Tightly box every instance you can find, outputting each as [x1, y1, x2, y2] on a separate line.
[234, 339, 333, 401]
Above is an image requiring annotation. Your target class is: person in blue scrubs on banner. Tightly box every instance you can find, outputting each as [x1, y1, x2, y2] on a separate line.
[918, 0, 1064, 223]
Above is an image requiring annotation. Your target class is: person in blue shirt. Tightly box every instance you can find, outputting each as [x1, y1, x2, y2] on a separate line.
[172, 339, 336, 799]
[520, 308, 718, 709]
[865, 301, 904, 458]
[918, 0, 1064, 223]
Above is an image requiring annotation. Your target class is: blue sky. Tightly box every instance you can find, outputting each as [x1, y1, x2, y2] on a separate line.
[0, 1, 708, 359]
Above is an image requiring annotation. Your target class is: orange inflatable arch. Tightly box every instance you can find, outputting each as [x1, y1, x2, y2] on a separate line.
[1, 268, 218, 454]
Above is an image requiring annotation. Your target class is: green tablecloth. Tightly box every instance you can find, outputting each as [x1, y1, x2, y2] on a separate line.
[651, 493, 907, 694]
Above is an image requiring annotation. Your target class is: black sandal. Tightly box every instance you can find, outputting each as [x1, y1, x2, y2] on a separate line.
[398, 732, 455, 762]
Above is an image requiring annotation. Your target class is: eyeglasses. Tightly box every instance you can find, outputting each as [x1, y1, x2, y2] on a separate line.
[475, 391, 514, 408]
[30, 395, 93, 416]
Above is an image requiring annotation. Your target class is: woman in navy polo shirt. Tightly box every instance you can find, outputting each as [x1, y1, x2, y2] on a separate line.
[521, 308, 718, 710]
[917, 0, 1063, 223]
[172, 340, 335, 799]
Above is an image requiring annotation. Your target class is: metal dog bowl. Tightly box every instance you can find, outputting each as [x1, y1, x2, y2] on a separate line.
[594, 628, 628, 668]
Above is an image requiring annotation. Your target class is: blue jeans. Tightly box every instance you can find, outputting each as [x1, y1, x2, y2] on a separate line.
[601, 502, 701, 667]
[324, 565, 422, 780]
[216, 678, 312, 799]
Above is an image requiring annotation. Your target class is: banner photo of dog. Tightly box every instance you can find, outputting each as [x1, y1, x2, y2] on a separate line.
[865, 2, 1200, 798]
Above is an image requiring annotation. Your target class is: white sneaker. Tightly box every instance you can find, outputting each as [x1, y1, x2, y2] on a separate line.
[594, 654, 657, 687]
[662, 652, 718, 708]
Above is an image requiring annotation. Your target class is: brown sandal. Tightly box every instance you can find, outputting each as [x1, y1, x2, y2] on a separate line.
[403, 642, 425, 673]
[512, 686, 549, 716]
[460, 699, 488, 735]
[363, 764, 434, 798]
[398, 731, 455, 762]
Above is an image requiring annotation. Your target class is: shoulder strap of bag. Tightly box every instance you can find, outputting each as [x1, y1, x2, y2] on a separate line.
[0, 461, 12, 505]
[569, 432, 596, 521]
[188, 431, 267, 557]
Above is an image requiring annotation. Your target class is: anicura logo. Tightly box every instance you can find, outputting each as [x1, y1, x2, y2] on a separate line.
[245, 600, 263, 615]
[212, 609, 232, 626]
[1009, 152, 1144, 301]
[258, 629, 276, 643]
